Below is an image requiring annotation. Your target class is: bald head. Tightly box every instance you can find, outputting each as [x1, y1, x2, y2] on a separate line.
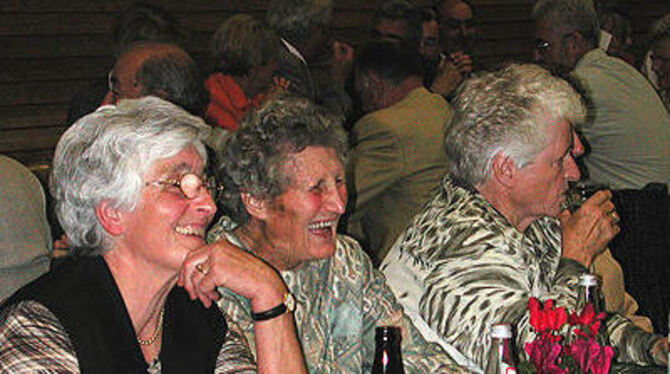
[107, 42, 208, 115]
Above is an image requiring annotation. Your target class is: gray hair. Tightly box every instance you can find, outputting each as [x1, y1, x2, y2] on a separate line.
[215, 98, 347, 225]
[112, 1, 185, 57]
[648, 14, 670, 48]
[211, 14, 280, 76]
[266, 0, 333, 44]
[532, 0, 600, 48]
[123, 42, 209, 116]
[50, 96, 210, 254]
[445, 63, 586, 186]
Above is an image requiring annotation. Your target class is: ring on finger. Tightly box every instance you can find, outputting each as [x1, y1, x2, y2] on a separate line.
[195, 263, 209, 275]
[608, 211, 620, 225]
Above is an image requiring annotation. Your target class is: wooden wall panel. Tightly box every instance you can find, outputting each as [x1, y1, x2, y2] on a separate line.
[1, 0, 669, 170]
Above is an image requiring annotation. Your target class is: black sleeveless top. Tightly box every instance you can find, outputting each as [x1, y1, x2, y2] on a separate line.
[3, 256, 227, 374]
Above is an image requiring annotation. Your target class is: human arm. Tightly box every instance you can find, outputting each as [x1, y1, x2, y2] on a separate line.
[178, 239, 307, 374]
[0, 301, 80, 373]
[337, 236, 466, 373]
[215, 314, 257, 374]
[592, 248, 653, 332]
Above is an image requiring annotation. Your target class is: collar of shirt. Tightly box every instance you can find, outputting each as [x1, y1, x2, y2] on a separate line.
[281, 38, 308, 66]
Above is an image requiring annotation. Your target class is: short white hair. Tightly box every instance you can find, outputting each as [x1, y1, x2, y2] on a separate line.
[445, 64, 586, 186]
[50, 96, 210, 253]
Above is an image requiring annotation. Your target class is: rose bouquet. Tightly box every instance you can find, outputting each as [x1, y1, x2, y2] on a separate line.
[518, 297, 615, 374]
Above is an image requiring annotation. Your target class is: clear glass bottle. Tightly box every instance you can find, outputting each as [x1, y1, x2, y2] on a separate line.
[485, 324, 517, 374]
[576, 274, 603, 314]
[372, 326, 405, 374]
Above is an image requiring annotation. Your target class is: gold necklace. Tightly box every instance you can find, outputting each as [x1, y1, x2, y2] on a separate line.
[137, 307, 165, 346]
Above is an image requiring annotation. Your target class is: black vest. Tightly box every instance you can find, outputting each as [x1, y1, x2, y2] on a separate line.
[3, 256, 227, 374]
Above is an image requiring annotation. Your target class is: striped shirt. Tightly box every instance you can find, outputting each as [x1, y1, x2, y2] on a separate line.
[0, 300, 256, 373]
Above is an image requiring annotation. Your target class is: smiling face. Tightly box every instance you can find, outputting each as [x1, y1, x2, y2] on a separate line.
[252, 146, 347, 269]
[509, 120, 582, 230]
[113, 146, 216, 274]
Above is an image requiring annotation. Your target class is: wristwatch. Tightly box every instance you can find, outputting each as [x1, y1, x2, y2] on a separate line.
[251, 292, 296, 322]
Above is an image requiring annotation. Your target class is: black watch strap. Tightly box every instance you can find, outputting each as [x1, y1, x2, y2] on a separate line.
[251, 303, 287, 321]
[251, 293, 295, 322]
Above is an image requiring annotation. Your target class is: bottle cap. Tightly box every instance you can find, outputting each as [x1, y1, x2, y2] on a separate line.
[578, 274, 599, 287]
[490, 324, 513, 339]
[375, 326, 401, 342]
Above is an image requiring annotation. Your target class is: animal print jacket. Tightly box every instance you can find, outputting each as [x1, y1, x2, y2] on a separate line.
[382, 178, 662, 371]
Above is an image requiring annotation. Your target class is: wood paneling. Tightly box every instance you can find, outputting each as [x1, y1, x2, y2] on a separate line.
[1, 0, 669, 167]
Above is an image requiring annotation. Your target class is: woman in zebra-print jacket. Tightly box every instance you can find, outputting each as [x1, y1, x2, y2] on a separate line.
[382, 64, 668, 371]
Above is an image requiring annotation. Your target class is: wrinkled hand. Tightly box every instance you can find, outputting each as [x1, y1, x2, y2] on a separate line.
[430, 59, 463, 96]
[651, 338, 668, 366]
[178, 239, 287, 310]
[559, 190, 620, 267]
[330, 40, 354, 89]
[449, 51, 473, 78]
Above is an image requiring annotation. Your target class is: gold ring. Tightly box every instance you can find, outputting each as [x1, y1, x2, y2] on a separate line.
[609, 211, 619, 224]
[195, 263, 208, 275]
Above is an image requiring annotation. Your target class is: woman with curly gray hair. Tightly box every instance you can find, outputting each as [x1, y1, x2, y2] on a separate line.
[0, 97, 307, 374]
[181, 97, 466, 373]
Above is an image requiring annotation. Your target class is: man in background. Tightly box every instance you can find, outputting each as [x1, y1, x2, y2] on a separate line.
[346, 40, 452, 265]
[533, 0, 670, 190]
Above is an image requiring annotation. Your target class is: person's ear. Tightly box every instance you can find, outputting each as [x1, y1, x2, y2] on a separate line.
[564, 31, 589, 60]
[240, 193, 270, 220]
[95, 200, 126, 237]
[490, 152, 518, 189]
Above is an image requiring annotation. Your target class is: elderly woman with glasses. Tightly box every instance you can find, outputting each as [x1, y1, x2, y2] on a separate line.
[0, 97, 307, 374]
[179, 98, 465, 373]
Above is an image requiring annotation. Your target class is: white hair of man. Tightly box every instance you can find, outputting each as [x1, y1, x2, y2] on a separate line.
[532, 0, 600, 48]
[445, 63, 586, 186]
[50, 96, 210, 253]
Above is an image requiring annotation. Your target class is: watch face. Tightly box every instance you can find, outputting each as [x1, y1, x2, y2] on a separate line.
[285, 293, 296, 312]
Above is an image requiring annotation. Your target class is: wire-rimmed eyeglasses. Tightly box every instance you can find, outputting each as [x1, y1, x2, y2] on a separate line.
[145, 173, 224, 201]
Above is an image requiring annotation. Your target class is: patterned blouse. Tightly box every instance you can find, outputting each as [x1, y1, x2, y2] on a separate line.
[0, 300, 256, 373]
[208, 217, 467, 373]
[381, 179, 662, 371]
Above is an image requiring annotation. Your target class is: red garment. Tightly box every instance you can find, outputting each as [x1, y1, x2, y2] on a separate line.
[204, 73, 264, 131]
